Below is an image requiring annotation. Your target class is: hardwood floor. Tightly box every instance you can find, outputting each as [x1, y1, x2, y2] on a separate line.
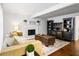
[49, 40, 79, 56]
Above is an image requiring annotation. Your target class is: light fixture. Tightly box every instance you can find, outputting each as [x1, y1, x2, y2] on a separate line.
[37, 20, 40, 24]
[37, 20, 40, 34]
[24, 19, 27, 22]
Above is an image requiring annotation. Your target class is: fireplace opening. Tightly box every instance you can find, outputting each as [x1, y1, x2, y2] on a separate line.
[28, 29, 35, 35]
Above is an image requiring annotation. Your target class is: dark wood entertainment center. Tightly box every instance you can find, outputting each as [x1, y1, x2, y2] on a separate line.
[47, 17, 75, 41]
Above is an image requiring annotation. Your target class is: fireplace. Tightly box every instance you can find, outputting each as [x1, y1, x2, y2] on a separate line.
[28, 29, 35, 35]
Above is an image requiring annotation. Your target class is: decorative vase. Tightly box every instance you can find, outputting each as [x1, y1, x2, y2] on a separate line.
[26, 51, 34, 56]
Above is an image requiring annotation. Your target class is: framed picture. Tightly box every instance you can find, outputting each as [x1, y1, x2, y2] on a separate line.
[29, 21, 36, 25]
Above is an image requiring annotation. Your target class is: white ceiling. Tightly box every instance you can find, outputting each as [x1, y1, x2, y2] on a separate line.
[32, 3, 79, 18]
[2, 3, 57, 18]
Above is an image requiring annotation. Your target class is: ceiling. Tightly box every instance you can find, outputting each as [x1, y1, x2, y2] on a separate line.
[2, 3, 57, 18]
[32, 3, 79, 18]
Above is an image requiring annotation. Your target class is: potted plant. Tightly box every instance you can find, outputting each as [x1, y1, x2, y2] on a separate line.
[25, 44, 34, 56]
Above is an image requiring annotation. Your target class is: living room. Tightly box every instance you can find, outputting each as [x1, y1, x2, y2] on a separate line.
[0, 3, 79, 56]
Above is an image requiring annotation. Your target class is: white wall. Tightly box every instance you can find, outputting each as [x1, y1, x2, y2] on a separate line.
[36, 18, 47, 34]
[48, 12, 79, 40]
[0, 4, 3, 51]
[74, 16, 79, 40]
[3, 12, 47, 48]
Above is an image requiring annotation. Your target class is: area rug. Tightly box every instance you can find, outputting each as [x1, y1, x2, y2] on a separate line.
[42, 39, 70, 56]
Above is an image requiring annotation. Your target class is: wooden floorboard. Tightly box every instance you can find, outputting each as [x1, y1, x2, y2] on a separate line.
[48, 40, 79, 56]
